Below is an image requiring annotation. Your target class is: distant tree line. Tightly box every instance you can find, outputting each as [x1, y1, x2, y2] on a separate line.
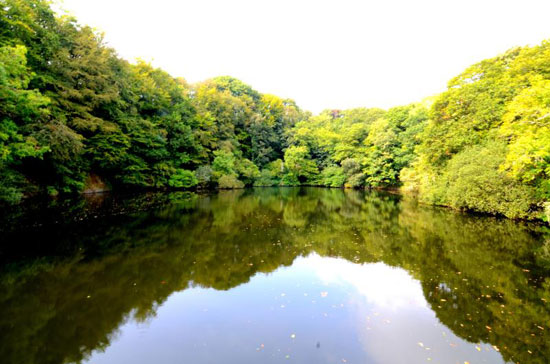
[1, 0, 549, 221]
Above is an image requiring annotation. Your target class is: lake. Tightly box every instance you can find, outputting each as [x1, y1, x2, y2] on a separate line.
[1, 187, 549, 364]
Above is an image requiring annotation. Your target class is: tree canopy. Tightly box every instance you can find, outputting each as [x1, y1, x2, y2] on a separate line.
[1, 0, 549, 221]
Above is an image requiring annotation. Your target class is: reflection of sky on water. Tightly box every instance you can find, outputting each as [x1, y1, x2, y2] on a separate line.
[85, 254, 506, 364]
[303, 255, 427, 310]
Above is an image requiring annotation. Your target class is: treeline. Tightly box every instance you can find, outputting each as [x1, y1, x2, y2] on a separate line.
[1, 0, 549, 221]
[401, 44, 550, 220]
[0, 0, 306, 201]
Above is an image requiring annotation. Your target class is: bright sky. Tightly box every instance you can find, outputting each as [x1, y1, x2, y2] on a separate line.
[58, 0, 550, 113]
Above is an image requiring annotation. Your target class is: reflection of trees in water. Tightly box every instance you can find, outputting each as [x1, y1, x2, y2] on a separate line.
[397, 202, 550, 364]
[0, 188, 549, 364]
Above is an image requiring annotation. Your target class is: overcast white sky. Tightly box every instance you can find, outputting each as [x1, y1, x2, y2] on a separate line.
[58, 0, 550, 113]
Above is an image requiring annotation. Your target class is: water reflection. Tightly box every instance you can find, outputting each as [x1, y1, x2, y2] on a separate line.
[0, 188, 549, 364]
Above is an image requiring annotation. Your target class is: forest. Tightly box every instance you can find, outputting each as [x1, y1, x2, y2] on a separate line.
[1, 0, 549, 221]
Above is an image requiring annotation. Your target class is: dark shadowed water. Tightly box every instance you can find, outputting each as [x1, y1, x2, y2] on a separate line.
[1, 187, 549, 364]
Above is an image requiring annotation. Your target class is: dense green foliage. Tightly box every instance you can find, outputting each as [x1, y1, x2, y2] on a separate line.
[285, 105, 428, 188]
[0, 0, 305, 203]
[402, 42, 550, 219]
[1, 0, 550, 221]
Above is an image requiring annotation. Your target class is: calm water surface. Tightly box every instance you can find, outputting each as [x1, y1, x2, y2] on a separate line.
[1, 188, 549, 364]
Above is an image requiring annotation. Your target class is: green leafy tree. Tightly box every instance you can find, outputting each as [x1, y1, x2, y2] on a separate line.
[255, 159, 283, 186]
[212, 149, 237, 177]
[168, 169, 198, 188]
[319, 165, 346, 187]
[194, 165, 213, 188]
[404, 41, 550, 219]
[0, 44, 50, 202]
[218, 174, 244, 189]
[283, 145, 318, 185]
